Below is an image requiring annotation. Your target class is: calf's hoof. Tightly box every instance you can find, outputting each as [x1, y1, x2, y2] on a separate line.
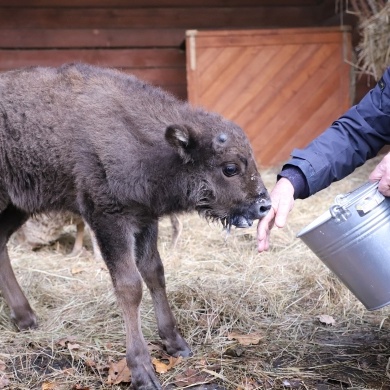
[11, 310, 38, 331]
[168, 344, 192, 358]
[131, 362, 162, 390]
[163, 335, 192, 358]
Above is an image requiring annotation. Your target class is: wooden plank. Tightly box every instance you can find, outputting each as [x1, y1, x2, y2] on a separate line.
[217, 44, 321, 121]
[197, 47, 222, 78]
[0, 66, 186, 86]
[0, 7, 321, 29]
[186, 32, 200, 105]
[188, 26, 349, 38]
[193, 31, 345, 47]
[122, 67, 186, 86]
[0, 0, 324, 8]
[189, 27, 351, 48]
[252, 48, 343, 164]
[164, 85, 187, 100]
[258, 84, 341, 166]
[238, 44, 339, 131]
[199, 46, 281, 109]
[274, 85, 342, 165]
[0, 29, 186, 48]
[208, 45, 302, 116]
[198, 47, 247, 96]
[259, 70, 343, 165]
[120, 68, 187, 100]
[0, 66, 187, 99]
[247, 45, 340, 134]
[355, 73, 373, 103]
[0, 49, 185, 68]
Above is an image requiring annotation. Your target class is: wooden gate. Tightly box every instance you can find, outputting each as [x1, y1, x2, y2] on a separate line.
[186, 27, 352, 166]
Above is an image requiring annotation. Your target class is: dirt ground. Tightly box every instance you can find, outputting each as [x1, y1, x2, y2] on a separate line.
[1, 156, 390, 390]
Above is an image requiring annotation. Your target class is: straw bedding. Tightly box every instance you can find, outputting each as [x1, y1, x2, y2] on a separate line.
[1, 156, 390, 389]
[350, 0, 390, 80]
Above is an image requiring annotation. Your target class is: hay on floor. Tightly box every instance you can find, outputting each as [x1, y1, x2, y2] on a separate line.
[1, 155, 390, 389]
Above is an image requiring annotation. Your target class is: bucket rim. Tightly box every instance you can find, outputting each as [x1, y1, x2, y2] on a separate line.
[296, 209, 332, 238]
[296, 181, 380, 238]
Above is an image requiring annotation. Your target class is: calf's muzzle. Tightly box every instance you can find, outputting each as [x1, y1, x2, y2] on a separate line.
[230, 195, 272, 228]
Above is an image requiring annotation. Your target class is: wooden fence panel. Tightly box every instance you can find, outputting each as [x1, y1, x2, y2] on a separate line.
[186, 27, 353, 166]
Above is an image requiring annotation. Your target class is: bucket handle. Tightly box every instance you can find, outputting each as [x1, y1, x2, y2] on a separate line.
[355, 187, 385, 215]
[329, 204, 351, 222]
[330, 181, 385, 219]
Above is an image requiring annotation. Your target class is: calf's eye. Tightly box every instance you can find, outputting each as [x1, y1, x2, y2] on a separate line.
[223, 163, 239, 177]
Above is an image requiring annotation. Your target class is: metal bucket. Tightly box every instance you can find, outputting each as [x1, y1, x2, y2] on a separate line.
[297, 181, 390, 310]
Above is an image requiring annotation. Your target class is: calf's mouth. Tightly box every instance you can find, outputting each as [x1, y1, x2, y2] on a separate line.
[227, 197, 272, 229]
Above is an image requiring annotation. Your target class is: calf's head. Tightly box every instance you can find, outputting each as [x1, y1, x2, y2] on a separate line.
[165, 114, 271, 229]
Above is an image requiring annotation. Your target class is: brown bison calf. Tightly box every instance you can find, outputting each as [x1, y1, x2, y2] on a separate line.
[0, 63, 271, 389]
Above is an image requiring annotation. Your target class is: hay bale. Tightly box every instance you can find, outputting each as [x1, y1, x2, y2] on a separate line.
[351, 0, 390, 80]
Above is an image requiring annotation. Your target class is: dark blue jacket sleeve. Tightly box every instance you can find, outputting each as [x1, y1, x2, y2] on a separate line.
[281, 67, 390, 198]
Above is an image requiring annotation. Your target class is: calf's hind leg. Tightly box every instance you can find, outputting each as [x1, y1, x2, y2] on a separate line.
[0, 205, 36, 330]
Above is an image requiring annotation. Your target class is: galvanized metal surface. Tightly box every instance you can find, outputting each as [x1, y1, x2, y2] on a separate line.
[297, 181, 390, 310]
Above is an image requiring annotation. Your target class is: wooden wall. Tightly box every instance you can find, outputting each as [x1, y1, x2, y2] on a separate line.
[0, 0, 369, 166]
[0, 0, 349, 102]
[187, 27, 352, 166]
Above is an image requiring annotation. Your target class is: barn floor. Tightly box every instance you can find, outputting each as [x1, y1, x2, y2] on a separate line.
[1, 156, 390, 390]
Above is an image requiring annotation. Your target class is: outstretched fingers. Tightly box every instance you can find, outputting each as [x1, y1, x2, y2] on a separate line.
[257, 207, 275, 252]
[257, 178, 295, 253]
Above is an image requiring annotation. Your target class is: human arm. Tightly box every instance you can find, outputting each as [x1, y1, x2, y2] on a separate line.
[285, 68, 390, 197]
[258, 68, 390, 252]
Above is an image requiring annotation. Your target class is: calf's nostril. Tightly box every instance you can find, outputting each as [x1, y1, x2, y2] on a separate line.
[257, 197, 272, 217]
[259, 204, 271, 214]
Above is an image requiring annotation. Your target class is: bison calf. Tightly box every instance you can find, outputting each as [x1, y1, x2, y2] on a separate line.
[0, 63, 271, 390]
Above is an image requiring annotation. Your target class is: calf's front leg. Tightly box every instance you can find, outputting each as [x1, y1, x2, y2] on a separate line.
[135, 221, 191, 357]
[91, 217, 161, 390]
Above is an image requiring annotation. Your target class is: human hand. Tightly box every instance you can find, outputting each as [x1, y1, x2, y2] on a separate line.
[369, 152, 390, 196]
[257, 178, 295, 252]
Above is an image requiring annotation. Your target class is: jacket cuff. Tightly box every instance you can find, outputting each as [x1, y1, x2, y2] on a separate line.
[277, 165, 310, 199]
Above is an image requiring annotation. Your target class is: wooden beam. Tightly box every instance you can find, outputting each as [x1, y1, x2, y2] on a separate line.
[189, 27, 350, 48]
[0, 0, 324, 8]
[0, 7, 321, 29]
[0, 48, 185, 68]
[0, 29, 186, 48]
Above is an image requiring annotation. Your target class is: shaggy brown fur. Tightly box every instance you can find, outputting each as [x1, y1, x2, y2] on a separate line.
[0, 63, 270, 390]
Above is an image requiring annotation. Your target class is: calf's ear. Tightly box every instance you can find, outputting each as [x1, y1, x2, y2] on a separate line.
[165, 124, 198, 164]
